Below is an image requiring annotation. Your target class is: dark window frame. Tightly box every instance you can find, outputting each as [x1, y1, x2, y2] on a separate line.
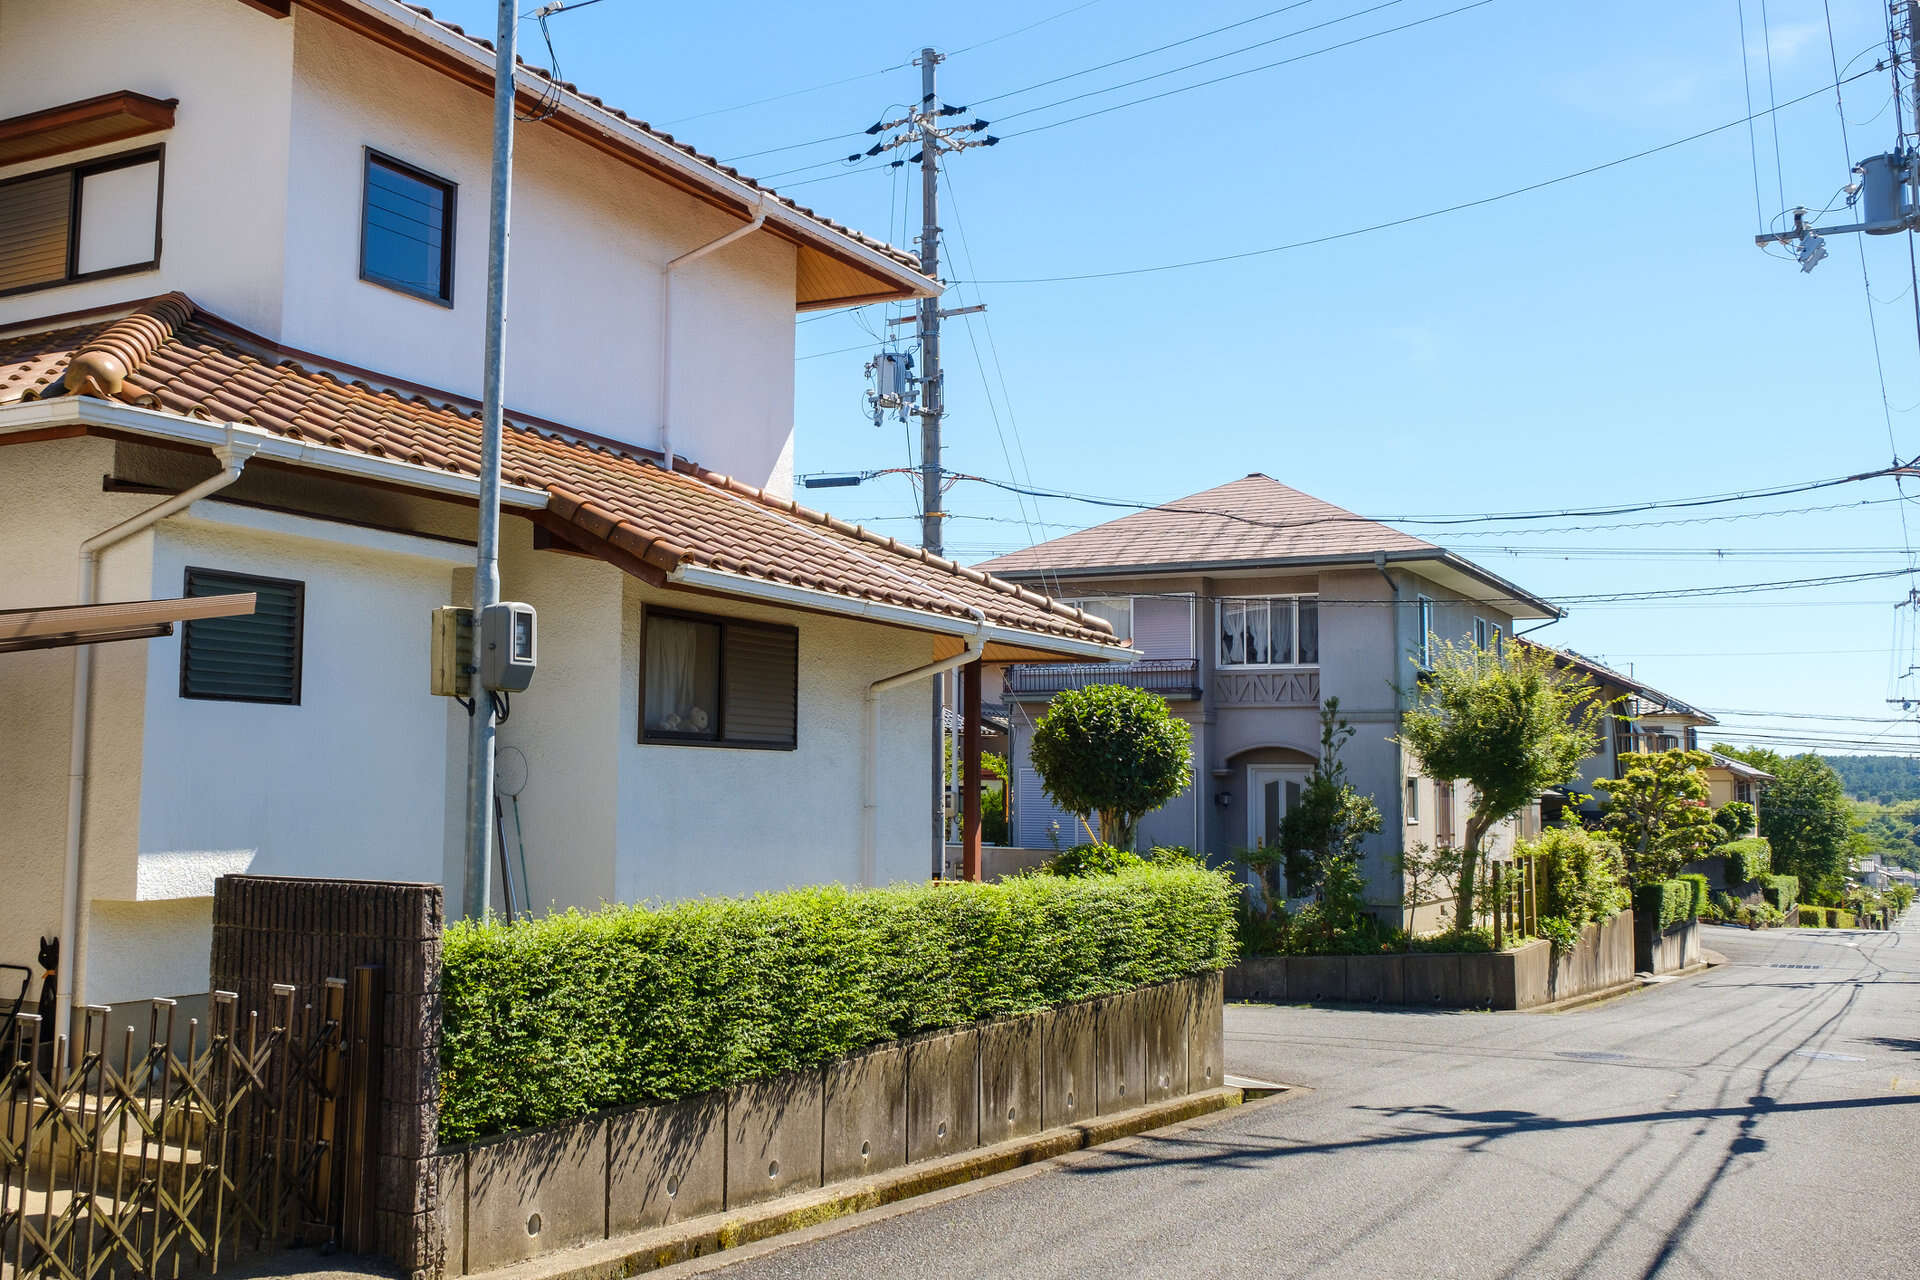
[178, 566, 305, 706]
[359, 148, 456, 306]
[0, 144, 165, 300]
[639, 606, 798, 751]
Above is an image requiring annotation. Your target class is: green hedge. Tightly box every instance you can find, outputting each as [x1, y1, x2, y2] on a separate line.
[1716, 837, 1772, 886]
[1637, 879, 1696, 930]
[439, 867, 1238, 1143]
[1796, 904, 1857, 928]
[1515, 827, 1630, 931]
[1678, 873, 1711, 919]
[1765, 875, 1799, 911]
[1797, 905, 1824, 927]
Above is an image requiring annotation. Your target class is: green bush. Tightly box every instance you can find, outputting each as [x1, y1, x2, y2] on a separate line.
[1835, 907, 1856, 928]
[1678, 873, 1711, 919]
[1029, 684, 1193, 848]
[1406, 927, 1495, 954]
[1515, 826, 1630, 931]
[1765, 874, 1799, 911]
[1636, 879, 1695, 930]
[439, 867, 1238, 1143]
[1797, 904, 1824, 927]
[1537, 915, 1580, 956]
[1716, 837, 1772, 886]
[1043, 842, 1141, 877]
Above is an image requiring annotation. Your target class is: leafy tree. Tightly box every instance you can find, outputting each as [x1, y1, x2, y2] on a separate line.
[1713, 801, 1757, 840]
[1720, 747, 1855, 902]
[1823, 753, 1920, 803]
[1275, 698, 1383, 897]
[1397, 638, 1609, 927]
[1594, 749, 1722, 884]
[1029, 684, 1192, 849]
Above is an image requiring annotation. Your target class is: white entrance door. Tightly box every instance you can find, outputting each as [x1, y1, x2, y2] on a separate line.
[1246, 764, 1309, 856]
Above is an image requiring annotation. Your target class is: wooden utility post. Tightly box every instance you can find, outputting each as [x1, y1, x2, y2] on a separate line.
[962, 661, 983, 881]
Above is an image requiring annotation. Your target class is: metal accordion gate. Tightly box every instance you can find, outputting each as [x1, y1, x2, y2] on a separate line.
[1, 969, 383, 1279]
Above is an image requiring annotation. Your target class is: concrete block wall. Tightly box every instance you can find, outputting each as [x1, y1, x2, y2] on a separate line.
[210, 875, 445, 1278]
[434, 974, 1226, 1276]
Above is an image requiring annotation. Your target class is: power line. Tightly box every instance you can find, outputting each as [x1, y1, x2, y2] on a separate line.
[956, 66, 1882, 283]
[947, 0, 1113, 56]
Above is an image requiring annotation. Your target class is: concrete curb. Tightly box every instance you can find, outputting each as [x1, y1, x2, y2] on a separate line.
[469, 1088, 1249, 1280]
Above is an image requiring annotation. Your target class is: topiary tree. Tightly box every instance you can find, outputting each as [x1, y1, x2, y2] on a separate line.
[1594, 748, 1722, 885]
[1713, 800, 1757, 840]
[1029, 683, 1193, 850]
[1276, 698, 1382, 897]
[1397, 638, 1609, 929]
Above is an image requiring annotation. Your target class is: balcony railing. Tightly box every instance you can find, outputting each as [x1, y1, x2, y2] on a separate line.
[1004, 658, 1202, 700]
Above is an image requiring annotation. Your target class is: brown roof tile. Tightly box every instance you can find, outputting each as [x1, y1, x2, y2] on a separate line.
[977, 473, 1438, 576]
[0, 295, 1116, 650]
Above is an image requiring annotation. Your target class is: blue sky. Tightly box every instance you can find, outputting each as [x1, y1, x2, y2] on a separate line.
[438, 0, 1920, 755]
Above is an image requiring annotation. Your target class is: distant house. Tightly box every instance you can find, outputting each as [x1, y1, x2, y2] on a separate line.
[977, 474, 1562, 928]
[0, 0, 1123, 1028]
[1525, 645, 1770, 827]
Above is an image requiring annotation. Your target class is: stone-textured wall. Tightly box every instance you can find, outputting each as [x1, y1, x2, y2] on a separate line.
[434, 972, 1226, 1276]
[1227, 911, 1639, 1011]
[210, 875, 444, 1279]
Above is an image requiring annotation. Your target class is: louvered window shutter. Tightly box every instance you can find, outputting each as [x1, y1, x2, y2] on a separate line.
[180, 568, 304, 704]
[0, 171, 72, 294]
[722, 622, 797, 747]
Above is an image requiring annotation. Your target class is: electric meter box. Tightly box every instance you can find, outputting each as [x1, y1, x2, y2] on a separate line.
[480, 601, 537, 692]
[429, 606, 473, 697]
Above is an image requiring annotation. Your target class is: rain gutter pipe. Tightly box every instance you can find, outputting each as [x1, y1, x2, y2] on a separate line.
[1374, 550, 1407, 834]
[660, 196, 767, 469]
[57, 428, 259, 1041]
[862, 607, 987, 887]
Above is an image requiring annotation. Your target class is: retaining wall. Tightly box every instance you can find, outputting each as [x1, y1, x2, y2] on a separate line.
[1637, 915, 1703, 974]
[431, 972, 1225, 1275]
[1226, 910, 1637, 1011]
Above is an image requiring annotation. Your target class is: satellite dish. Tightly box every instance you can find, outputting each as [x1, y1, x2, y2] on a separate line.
[495, 745, 529, 797]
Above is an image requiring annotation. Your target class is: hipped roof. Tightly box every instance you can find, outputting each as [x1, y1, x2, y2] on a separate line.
[0, 295, 1120, 656]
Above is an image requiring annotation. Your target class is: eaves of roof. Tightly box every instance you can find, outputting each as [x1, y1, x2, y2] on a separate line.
[274, 0, 934, 308]
[991, 548, 1562, 621]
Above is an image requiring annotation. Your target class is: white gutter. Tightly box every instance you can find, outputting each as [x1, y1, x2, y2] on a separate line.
[55, 428, 259, 1041]
[660, 198, 767, 469]
[863, 608, 987, 887]
[0, 398, 549, 510]
[666, 563, 1136, 663]
[352, 0, 934, 298]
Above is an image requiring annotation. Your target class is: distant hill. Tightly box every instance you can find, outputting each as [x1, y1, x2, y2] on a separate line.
[1828, 755, 1920, 803]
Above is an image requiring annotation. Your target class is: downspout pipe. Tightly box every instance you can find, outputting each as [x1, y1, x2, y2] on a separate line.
[659, 197, 768, 470]
[1374, 550, 1408, 926]
[56, 430, 258, 1041]
[863, 608, 987, 887]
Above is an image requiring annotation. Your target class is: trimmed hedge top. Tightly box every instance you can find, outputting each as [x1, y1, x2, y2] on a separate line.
[1716, 837, 1772, 886]
[438, 866, 1238, 1143]
[1637, 879, 1697, 930]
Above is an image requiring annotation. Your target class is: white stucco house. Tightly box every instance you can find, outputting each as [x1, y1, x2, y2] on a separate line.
[0, 0, 1125, 1026]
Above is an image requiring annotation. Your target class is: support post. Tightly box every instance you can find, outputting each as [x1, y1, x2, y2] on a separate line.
[962, 660, 982, 881]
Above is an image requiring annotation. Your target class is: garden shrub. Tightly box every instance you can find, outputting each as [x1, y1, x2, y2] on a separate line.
[1515, 826, 1630, 931]
[1678, 873, 1711, 919]
[1765, 875, 1799, 911]
[1797, 905, 1824, 927]
[1537, 915, 1580, 956]
[1716, 837, 1772, 886]
[1835, 908, 1856, 928]
[1406, 927, 1495, 954]
[439, 866, 1238, 1142]
[1043, 842, 1141, 877]
[1636, 879, 1695, 930]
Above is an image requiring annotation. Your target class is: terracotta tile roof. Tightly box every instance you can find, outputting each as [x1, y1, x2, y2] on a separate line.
[0, 295, 1116, 650]
[333, 1, 920, 275]
[977, 474, 1439, 576]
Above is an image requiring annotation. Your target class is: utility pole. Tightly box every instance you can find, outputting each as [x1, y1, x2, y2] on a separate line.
[464, 0, 517, 921]
[916, 47, 945, 556]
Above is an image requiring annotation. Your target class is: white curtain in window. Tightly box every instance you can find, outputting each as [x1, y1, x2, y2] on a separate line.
[1244, 599, 1270, 664]
[1073, 597, 1132, 641]
[645, 616, 700, 731]
[1298, 598, 1319, 664]
[1220, 600, 1244, 664]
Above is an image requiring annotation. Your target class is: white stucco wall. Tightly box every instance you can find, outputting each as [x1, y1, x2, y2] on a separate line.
[0, 0, 294, 335]
[281, 12, 798, 493]
[134, 507, 464, 896]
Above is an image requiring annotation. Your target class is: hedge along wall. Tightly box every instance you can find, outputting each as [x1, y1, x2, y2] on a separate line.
[1717, 837, 1772, 886]
[1637, 880, 1697, 930]
[438, 866, 1238, 1143]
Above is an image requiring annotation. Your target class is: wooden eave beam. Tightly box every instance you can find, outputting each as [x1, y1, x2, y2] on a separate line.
[0, 91, 179, 168]
[0, 592, 255, 648]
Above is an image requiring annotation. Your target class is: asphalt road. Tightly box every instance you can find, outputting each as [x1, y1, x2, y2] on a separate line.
[676, 918, 1920, 1280]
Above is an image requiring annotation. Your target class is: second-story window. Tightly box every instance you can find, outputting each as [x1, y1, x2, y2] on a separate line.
[1066, 597, 1132, 643]
[1218, 596, 1317, 667]
[0, 148, 163, 298]
[1416, 595, 1434, 668]
[361, 150, 455, 304]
